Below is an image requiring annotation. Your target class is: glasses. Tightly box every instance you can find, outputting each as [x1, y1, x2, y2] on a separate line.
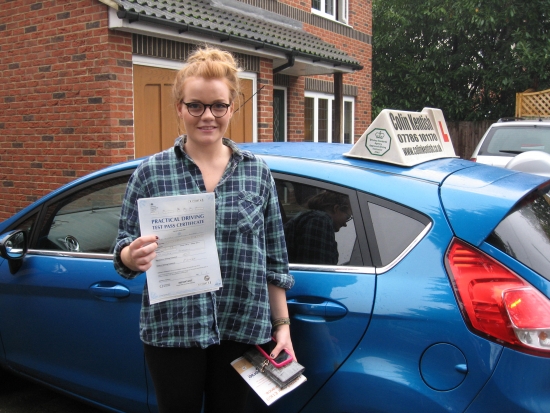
[339, 205, 353, 222]
[181, 102, 231, 118]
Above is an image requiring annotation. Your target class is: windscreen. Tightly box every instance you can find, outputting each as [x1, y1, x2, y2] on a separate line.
[479, 126, 550, 156]
[486, 184, 550, 281]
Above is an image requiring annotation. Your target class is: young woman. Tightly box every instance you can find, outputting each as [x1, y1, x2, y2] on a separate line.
[113, 46, 295, 413]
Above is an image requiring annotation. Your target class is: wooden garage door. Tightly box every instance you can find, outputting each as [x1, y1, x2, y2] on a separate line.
[227, 78, 253, 144]
[133, 65, 254, 159]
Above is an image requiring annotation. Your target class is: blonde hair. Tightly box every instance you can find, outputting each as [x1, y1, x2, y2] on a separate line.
[173, 45, 241, 107]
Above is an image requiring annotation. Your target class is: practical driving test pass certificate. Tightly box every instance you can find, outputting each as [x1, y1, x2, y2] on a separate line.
[137, 193, 222, 304]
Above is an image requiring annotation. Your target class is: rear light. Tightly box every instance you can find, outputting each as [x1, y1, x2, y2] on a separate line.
[446, 239, 550, 357]
[469, 158, 477, 162]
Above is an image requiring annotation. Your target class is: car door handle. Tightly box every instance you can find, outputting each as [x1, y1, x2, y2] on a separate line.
[89, 283, 130, 298]
[287, 298, 347, 318]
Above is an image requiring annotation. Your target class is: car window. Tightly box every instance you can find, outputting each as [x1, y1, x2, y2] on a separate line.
[369, 203, 427, 266]
[486, 184, 550, 281]
[479, 126, 550, 156]
[35, 176, 129, 254]
[358, 192, 430, 268]
[9, 213, 38, 241]
[275, 178, 359, 266]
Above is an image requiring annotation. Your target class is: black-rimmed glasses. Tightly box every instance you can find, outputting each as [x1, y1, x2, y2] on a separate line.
[181, 102, 231, 118]
[339, 205, 353, 222]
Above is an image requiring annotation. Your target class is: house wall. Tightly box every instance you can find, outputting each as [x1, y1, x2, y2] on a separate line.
[287, 76, 306, 142]
[0, 0, 133, 220]
[0, 0, 372, 221]
[303, 6, 372, 140]
[258, 59, 274, 142]
[258, 0, 373, 140]
[305, 24, 371, 140]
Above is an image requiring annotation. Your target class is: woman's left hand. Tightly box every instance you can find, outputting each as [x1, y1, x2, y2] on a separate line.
[271, 324, 296, 362]
[268, 284, 296, 361]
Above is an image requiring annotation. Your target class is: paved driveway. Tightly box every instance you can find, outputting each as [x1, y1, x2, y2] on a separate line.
[0, 370, 103, 413]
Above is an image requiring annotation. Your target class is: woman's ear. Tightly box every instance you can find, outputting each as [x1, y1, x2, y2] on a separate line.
[176, 102, 183, 118]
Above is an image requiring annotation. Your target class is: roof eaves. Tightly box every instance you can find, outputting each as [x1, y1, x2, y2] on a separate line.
[111, 0, 363, 71]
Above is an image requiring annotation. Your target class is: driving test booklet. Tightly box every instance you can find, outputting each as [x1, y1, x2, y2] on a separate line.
[137, 193, 222, 304]
[231, 356, 307, 406]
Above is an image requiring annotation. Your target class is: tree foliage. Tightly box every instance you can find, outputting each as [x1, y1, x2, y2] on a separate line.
[372, 0, 550, 121]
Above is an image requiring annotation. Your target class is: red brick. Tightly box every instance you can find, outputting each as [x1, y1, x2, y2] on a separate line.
[0, 0, 371, 220]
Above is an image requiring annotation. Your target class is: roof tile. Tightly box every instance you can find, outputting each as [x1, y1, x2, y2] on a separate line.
[111, 0, 361, 67]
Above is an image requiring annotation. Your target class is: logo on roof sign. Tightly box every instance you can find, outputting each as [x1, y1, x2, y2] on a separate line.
[366, 129, 391, 156]
[344, 107, 457, 166]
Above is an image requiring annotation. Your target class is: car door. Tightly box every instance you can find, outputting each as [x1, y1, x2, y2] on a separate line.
[0, 172, 153, 413]
[245, 175, 376, 412]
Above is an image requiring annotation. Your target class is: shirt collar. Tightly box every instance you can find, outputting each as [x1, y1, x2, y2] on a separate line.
[173, 135, 253, 162]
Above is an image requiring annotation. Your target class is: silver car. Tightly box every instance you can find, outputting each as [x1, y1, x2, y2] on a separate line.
[471, 118, 550, 168]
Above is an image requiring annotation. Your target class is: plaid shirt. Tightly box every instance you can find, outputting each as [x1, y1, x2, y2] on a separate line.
[284, 210, 339, 265]
[114, 137, 293, 348]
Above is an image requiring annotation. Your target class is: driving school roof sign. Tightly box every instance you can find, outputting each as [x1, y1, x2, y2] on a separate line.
[344, 107, 457, 166]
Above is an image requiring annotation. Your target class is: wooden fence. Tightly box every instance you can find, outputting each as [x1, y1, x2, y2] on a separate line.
[447, 120, 494, 159]
[516, 89, 550, 117]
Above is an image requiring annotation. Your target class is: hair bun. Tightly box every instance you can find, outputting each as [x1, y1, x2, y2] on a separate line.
[172, 45, 242, 110]
[188, 46, 237, 67]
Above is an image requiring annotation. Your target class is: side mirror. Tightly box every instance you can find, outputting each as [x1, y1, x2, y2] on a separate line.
[0, 230, 28, 274]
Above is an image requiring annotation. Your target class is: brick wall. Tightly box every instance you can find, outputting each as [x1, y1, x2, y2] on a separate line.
[265, 0, 372, 142]
[0, 0, 372, 221]
[348, 0, 373, 138]
[302, 1, 372, 142]
[279, 0, 309, 13]
[257, 58, 274, 142]
[238, 0, 372, 141]
[0, 0, 133, 221]
[305, 24, 372, 141]
[287, 76, 306, 142]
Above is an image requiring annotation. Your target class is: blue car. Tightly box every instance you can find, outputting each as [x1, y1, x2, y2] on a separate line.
[1, 109, 550, 412]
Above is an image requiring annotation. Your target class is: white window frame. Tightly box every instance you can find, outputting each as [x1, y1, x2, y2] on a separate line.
[305, 91, 355, 143]
[234, 71, 258, 143]
[312, 0, 348, 24]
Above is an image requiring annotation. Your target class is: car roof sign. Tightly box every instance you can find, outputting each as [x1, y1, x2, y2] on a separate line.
[344, 107, 457, 166]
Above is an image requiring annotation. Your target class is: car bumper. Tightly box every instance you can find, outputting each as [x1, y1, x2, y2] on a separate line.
[465, 348, 550, 413]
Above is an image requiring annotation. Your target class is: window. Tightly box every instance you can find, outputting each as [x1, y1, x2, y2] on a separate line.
[35, 176, 130, 254]
[344, 100, 353, 144]
[487, 184, 550, 281]
[305, 97, 315, 142]
[479, 126, 550, 157]
[318, 98, 329, 142]
[312, 0, 348, 24]
[369, 203, 426, 266]
[273, 88, 287, 142]
[358, 192, 431, 268]
[10, 214, 37, 244]
[304, 92, 355, 143]
[275, 177, 360, 266]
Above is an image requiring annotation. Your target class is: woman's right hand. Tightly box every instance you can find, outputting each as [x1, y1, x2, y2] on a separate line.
[120, 235, 159, 272]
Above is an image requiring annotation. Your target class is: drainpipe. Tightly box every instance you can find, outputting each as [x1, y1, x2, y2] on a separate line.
[273, 54, 295, 74]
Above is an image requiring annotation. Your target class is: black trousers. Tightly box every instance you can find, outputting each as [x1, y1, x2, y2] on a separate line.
[144, 341, 253, 413]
